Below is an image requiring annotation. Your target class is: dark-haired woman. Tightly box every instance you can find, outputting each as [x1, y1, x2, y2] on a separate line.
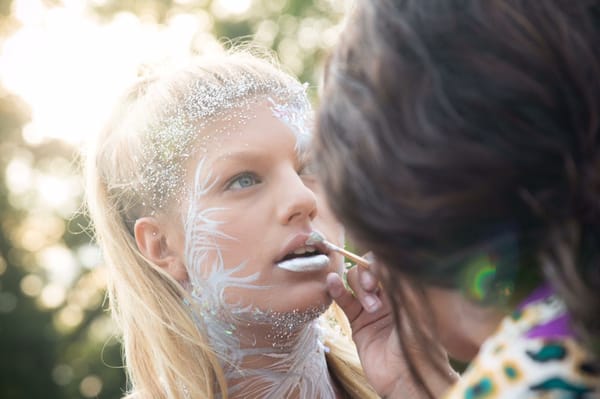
[315, 1, 600, 398]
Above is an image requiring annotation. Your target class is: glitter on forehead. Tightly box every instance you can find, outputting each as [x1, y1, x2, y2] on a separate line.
[140, 73, 309, 210]
[268, 82, 313, 155]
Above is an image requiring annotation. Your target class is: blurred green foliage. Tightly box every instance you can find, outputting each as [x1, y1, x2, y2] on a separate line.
[0, 0, 345, 397]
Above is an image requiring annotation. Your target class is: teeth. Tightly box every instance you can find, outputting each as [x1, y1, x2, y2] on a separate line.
[292, 246, 316, 255]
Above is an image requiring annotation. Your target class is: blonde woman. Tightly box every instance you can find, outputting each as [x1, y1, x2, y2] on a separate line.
[84, 51, 378, 399]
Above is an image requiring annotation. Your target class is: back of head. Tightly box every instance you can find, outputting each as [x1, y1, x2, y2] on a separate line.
[316, 0, 600, 357]
[85, 51, 306, 398]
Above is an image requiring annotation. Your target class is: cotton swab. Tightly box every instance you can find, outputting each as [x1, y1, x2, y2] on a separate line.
[306, 232, 371, 268]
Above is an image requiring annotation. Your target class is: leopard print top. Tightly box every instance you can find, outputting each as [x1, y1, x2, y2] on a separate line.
[444, 285, 600, 399]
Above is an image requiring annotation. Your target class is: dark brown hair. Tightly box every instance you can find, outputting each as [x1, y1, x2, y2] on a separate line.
[316, 0, 600, 394]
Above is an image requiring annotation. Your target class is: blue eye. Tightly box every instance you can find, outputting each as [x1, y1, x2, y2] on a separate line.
[227, 172, 261, 190]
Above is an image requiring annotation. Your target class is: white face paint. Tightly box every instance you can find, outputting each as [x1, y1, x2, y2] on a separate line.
[176, 97, 346, 398]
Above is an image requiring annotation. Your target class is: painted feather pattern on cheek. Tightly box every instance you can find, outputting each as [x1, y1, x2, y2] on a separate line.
[182, 156, 336, 398]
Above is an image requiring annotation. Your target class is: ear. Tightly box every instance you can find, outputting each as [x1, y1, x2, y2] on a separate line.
[134, 216, 188, 282]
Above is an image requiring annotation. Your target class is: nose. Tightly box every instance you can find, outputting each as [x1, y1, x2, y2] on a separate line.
[277, 172, 318, 225]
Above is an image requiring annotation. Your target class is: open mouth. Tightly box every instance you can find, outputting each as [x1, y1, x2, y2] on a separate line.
[278, 245, 323, 261]
[276, 245, 330, 272]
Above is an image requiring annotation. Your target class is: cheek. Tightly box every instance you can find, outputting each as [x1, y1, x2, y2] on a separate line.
[212, 212, 266, 269]
[219, 214, 259, 250]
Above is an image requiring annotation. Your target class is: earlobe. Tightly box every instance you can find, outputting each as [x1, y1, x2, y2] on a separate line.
[134, 216, 188, 282]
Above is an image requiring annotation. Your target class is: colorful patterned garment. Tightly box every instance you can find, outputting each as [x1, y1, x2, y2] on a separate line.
[443, 285, 600, 398]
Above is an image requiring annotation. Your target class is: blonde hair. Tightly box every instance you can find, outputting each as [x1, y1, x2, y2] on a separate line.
[85, 51, 378, 399]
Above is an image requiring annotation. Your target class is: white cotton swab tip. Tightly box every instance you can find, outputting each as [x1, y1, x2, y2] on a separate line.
[305, 231, 371, 268]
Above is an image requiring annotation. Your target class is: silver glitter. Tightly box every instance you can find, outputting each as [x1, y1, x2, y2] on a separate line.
[154, 63, 338, 398]
[139, 71, 310, 210]
[239, 305, 328, 349]
[268, 85, 312, 153]
[183, 140, 336, 398]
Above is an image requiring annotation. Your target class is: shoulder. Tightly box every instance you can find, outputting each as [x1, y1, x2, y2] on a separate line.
[445, 337, 599, 398]
[443, 302, 600, 398]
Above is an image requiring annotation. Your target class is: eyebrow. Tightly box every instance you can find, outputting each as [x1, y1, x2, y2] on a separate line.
[212, 149, 269, 165]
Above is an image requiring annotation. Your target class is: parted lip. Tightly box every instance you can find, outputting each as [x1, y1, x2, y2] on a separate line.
[275, 232, 330, 263]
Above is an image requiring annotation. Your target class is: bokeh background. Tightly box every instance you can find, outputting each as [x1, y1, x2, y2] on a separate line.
[0, 0, 348, 397]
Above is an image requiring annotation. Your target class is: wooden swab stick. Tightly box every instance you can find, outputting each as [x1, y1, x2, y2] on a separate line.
[306, 232, 371, 268]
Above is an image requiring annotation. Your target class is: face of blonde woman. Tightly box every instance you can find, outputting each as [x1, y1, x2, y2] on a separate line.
[162, 99, 344, 346]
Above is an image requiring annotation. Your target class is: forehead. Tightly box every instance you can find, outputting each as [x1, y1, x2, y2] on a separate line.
[193, 97, 312, 159]
[141, 90, 311, 209]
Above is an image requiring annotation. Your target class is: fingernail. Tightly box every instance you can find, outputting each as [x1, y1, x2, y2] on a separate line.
[360, 270, 376, 288]
[363, 295, 381, 313]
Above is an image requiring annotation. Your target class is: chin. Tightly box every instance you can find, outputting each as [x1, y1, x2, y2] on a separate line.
[275, 290, 332, 316]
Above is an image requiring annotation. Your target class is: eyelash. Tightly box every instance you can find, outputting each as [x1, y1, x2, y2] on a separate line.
[225, 172, 262, 190]
[224, 160, 315, 192]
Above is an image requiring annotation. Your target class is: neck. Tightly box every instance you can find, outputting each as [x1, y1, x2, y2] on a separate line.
[226, 320, 336, 399]
[198, 303, 338, 399]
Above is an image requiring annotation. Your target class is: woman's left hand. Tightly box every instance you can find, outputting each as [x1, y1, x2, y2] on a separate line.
[326, 266, 415, 398]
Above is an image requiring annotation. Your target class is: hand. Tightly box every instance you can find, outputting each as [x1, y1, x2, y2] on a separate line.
[327, 264, 455, 398]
